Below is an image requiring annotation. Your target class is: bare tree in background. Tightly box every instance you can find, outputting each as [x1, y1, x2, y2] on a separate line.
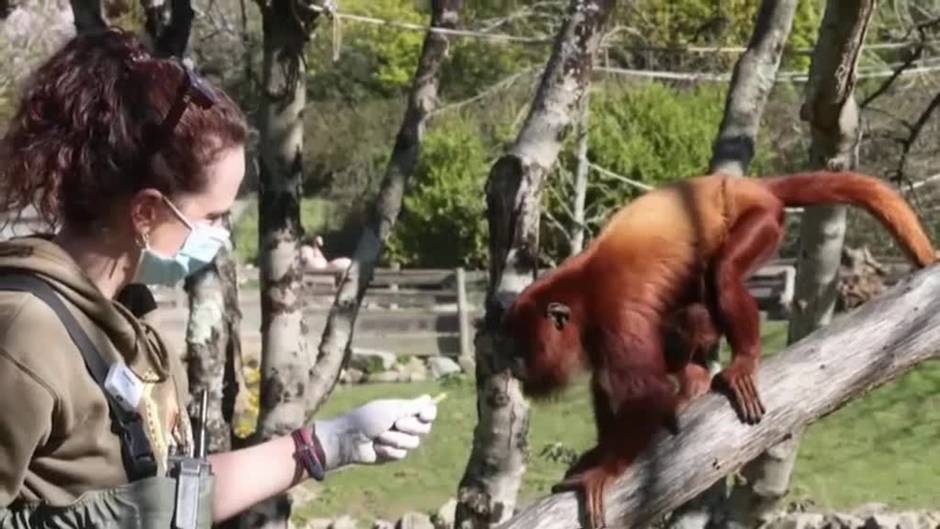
[723, 2, 878, 527]
[667, 1, 799, 528]
[454, 1, 616, 527]
[306, 0, 464, 412]
[239, 1, 328, 528]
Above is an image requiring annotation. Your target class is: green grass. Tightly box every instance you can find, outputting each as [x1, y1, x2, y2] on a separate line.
[287, 321, 940, 523]
[233, 197, 339, 265]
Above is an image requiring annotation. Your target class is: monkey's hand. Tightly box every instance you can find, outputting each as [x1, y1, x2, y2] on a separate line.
[715, 357, 765, 424]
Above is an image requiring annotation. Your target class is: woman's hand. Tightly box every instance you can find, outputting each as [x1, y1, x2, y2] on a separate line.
[313, 394, 439, 470]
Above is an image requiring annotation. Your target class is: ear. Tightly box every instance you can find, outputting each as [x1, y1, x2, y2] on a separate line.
[545, 302, 570, 330]
[129, 188, 165, 237]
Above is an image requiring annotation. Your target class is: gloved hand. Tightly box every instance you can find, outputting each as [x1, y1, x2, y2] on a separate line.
[313, 394, 438, 471]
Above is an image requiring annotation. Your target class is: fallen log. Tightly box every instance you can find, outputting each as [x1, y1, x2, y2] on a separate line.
[499, 265, 940, 529]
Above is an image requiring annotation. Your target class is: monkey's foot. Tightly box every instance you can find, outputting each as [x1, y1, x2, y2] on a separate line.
[715, 359, 765, 424]
[677, 364, 712, 410]
[552, 467, 614, 529]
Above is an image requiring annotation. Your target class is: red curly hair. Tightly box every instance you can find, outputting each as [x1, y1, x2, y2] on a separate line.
[0, 28, 247, 230]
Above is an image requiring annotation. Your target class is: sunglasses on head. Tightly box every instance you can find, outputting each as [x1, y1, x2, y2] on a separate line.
[156, 60, 217, 137]
[136, 59, 217, 171]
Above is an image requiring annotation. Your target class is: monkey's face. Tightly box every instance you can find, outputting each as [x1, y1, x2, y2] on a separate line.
[502, 294, 583, 398]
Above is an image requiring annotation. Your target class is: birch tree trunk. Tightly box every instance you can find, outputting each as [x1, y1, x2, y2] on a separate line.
[668, 2, 798, 528]
[454, 2, 615, 527]
[306, 0, 462, 412]
[497, 265, 940, 529]
[68, 0, 106, 33]
[238, 2, 326, 528]
[570, 93, 590, 256]
[721, 3, 876, 528]
[139, 0, 195, 58]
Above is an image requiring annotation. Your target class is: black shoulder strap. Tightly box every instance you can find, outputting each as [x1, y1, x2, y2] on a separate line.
[0, 272, 157, 481]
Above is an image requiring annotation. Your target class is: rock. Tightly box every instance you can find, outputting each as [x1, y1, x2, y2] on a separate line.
[432, 498, 457, 529]
[766, 513, 824, 529]
[863, 512, 930, 529]
[822, 513, 864, 528]
[398, 356, 429, 382]
[372, 521, 394, 529]
[350, 348, 397, 373]
[397, 512, 434, 529]
[304, 519, 333, 529]
[340, 368, 365, 384]
[330, 516, 358, 529]
[428, 357, 461, 379]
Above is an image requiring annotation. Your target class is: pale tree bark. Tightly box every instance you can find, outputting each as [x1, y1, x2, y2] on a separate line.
[183, 216, 245, 454]
[68, 0, 106, 33]
[709, 0, 799, 177]
[570, 92, 590, 256]
[454, 1, 615, 527]
[497, 265, 940, 529]
[237, 2, 326, 529]
[667, 2, 799, 528]
[139, 0, 195, 58]
[720, 3, 877, 528]
[306, 0, 463, 412]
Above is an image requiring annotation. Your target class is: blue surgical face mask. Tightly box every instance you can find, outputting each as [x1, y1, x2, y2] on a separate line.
[133, 197, 231, 287]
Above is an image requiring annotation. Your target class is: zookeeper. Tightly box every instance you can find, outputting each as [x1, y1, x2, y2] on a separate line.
[0, 28, 438, 528]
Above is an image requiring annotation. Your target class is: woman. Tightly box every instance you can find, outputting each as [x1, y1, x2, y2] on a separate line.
[0, 29, 437, 527]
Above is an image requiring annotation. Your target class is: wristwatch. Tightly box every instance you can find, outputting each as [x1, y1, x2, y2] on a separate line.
[291, 425, 326, 481]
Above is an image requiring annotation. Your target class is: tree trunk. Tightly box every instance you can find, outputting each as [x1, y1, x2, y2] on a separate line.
[139, 0, 195, 58]
[454, 2, 615, 527]
[721, 3, 876, 528]
[709, 0, 798, 177]
[497, 265, 940, 529]
[668, 2, 798, 528]
[183, 239, 244, 454]
[238, 2, 325, 528]
[306, 0, 463, 412]
[570, 92, 590, 256]
[69, 0, 106, 33]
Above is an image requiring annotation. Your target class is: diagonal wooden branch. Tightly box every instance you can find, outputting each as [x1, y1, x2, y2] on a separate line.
[306, 0, 463, 413]
[498, 265, 940, 529]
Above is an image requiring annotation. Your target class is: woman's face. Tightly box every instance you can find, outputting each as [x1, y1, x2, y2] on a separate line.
[131, 145, 245, 260]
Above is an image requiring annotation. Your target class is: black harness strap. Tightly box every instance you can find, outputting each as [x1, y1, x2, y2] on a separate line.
[0, 272, 157, 481]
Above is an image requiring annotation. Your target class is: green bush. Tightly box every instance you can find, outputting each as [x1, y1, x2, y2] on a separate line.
[385, 115, 491, 268]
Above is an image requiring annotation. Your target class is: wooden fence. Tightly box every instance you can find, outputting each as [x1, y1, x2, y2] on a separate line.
[153, 261, 814, 358]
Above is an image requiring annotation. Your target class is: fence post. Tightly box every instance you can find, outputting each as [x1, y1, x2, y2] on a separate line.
[456, 267, 472, 363]
[389, 262, 400, 310]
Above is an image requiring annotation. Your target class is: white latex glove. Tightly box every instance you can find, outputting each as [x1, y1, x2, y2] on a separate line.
[313, 394, 438, 471]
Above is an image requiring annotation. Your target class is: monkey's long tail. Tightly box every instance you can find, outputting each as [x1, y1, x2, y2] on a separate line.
[763, 171, 937, 267]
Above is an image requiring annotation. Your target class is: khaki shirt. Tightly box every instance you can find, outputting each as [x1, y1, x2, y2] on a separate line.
[0, 237, 193, 507]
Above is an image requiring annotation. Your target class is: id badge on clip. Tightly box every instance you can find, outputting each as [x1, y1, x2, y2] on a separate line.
[104, 362, 144, 413]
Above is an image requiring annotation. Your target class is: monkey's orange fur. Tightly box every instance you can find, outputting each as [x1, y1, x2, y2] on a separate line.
[504, 171, 936, 529]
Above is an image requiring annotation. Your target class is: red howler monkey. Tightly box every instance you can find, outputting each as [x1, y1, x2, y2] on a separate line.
[502, 171, 936, 529]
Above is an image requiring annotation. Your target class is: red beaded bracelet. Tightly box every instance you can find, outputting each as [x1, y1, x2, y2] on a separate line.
[291, 426, 326, 481]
